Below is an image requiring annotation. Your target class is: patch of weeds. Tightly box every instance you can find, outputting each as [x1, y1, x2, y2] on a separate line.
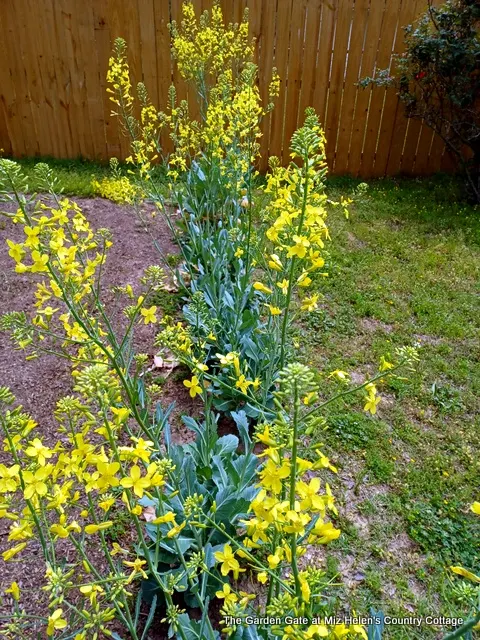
[357, 498, 377, 516]
[148, 289, 183, 316]
[325, 411, 379, 451]
[171, 367, 189, 383]
[105, 506, 132, 544]
[365, 448, 395, 482]
[448, 581, 480, 609]
[13, 157, 112, 196]
[385, 373, 418, 399]
[430, 382, 464, 414]
[364, 567, 383, 597]
[403, 454, 451, 499]
[392, 415, 422, 446]
[325, 554, 340, 580]
[406, 498, 480, 566]
[333, 514, 360, 545]
[304, 305, 356, 342]
[165, 252, 183, 268]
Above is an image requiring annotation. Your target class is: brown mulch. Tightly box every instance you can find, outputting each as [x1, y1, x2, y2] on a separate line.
[0, 197, 202, 638]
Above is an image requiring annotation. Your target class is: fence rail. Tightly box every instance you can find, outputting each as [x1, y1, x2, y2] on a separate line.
[0, 0, 452, 176]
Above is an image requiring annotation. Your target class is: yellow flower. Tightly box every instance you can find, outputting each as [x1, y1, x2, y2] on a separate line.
[24, 225, 40, 248]
[25, 438, 53, 466]
[450, 566, 480, 583]
[214, 544, 245, 580]
[120, 465, 151, 497]
[379, 356, 394, 371]
[287, 235, 310, 259]
[300, 575, 311, 602]
[305, 624, 329, 638]
[47, 609, 68, 636]
[111, 407, 130, 425]
[84, 521, 114, 535]
[215, 582, 238, 604]
[284, 510, 310, 535]
[259, 459, 290, 494]
[471, 502, 480, 515]
[111, 542, 129, 556]
[23, 467, 51, 499]
[5, 582, 20, 601]
[216, 352, 239, 371]
[79, 584, 104, 604]
[276, 279, 289, 295]
[303, 391, 318, 405]
[235, 374, 253, 394]
[265, 304, 282, 315]
[6, 240, 25, 263]
[255, 425, 276, 446]
[234, 247, 244, 258]
[30, 250, 49, 273]
[2, 542, 27, 561]
[96, 461, 120, 491]
[301, 295, 319, 312]
[296, 477, 325, 512]
[257, 571, 268, 584]
[167, 521, 186, 538]
[267, 551, 282, 569]
[140, 305, 157, 324]
[123, 558, 148, 583]
[50, 519, 71, 539]
[310, 520, 341, 544]
[329, 369, 350, 382]
[268, 254, 283, 271]
[363, 384, 381, 414]
[312, 449, 338, 473]
[183, 375, 202, 398]
[297, 271, 312, 287]
[152, 511, 176, 525]
[253, 282, 272, 295]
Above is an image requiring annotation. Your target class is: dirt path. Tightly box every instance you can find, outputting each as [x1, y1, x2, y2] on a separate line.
[0, 197, 197, 637]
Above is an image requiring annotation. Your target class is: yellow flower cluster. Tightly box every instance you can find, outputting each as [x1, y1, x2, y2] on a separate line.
[6, 198, 107, 324]
[244, 438, 340, 582]
[211, 411, 369, 639]
[107, 39, 164, 179]
[92, 175, 141, 204]
[107, 3, 279, 186]
[253, 112, 334, 325]
[0, 375, 176, 638]
[169, 2, 254, 81]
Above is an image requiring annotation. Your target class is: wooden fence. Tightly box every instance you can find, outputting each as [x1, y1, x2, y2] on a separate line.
[0, 0, 453, 176]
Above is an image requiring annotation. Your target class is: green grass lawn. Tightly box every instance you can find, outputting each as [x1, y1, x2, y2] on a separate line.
[12, 157, 111, 196]
[9, 157, 480, 636]
[295, 175, 480, 638]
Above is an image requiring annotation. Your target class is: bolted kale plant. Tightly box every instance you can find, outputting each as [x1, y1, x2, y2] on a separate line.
[361, 0, 480, 202]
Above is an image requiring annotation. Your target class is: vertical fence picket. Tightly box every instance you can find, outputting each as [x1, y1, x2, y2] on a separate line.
[323, 0, 355, 168]
[268, 0, 294, 160]
[359, 0, 400, 177]
[333, 0, 370, 175]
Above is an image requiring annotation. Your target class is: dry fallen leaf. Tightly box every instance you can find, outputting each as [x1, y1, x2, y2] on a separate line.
[153, 351, 180, 374]
[143, 506, 156, 522]
[163, 281, 179, 293]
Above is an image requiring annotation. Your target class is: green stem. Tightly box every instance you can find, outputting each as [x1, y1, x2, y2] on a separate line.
[289, 382, 302, 600]
[442, 613, 480, 639]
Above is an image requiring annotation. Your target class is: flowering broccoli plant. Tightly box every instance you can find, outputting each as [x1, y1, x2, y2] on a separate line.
[0, 157, 418, 637]
[105, 2, 356, 417]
